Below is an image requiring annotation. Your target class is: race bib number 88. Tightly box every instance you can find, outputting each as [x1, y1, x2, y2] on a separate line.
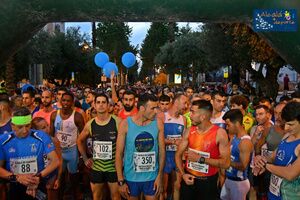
[10, 157, 38, 174]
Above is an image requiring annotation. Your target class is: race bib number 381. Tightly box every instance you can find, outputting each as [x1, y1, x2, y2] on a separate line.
[134, 152, 156, 172]
[10, 156, 38, 174]
[187, 148, 210, 174]
[269, 174, 283, 197]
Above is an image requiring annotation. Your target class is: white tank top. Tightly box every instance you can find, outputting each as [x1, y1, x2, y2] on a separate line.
[54, 110, 78, 148]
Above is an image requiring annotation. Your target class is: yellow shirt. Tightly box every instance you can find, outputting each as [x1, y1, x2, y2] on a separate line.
[243, 114, 255, 134]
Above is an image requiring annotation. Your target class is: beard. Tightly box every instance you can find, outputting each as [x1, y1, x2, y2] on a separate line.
[124, 105, 134, 112]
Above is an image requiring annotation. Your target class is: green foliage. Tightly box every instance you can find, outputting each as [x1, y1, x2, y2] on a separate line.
[140, 22, 179, 79]
[95, 22, 138, 84]
[14, 27, 92, 86]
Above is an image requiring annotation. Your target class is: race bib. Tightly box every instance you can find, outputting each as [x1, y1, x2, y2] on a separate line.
[93, 141, 112, 160]
[187, 148, 210, 174]
[269, 174, 283, 197]
[166, 135, 181, 151]
[10, 157, 38, 174]
[57, 131, 75, 148]
[134, 152, 156, 172]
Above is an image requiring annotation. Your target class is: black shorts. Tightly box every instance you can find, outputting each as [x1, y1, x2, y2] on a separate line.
[89, 169, 118, 184]
[0, 177, 7, 184]
[180, 173, 218, 200]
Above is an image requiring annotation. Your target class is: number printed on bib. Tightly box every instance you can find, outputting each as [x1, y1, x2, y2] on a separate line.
[57, 131, 72, 148]
[133, 152, 156, 172]
[187, 148, 210, 174]
[93, 141, 112, 160]
[10, 156, 38, 174]
[166, 135, 181, 151]
[269, 174, 283, 197]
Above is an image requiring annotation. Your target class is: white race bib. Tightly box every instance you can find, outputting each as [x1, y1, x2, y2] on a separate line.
[269, 174, 283, 197]
[133, 152, 156, 172]
[93, 141, 112, 160]
[57, 131, 76, 148]
[166, 135, 181, 151]
[187, 148, 210, 174]
[10, 157, 38, 174]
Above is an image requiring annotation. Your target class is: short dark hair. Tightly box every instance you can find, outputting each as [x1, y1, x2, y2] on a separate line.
[230, 95, 249, 110]
[223, 109, 243, 124]
[62, 92, 74, 101]
[22, 90, 35, 98]
[13, 107, 31, 117]
[123, 90, 136, 98]
[159, 94, 171, 102]
[255, 105, 270, 113]
[57, 87, 68, 93]
[137, 93, 158, 109]
[212, 91, 227, 99]
[94, 93, 109, 104]
[281, 101, 300, 122]
[291, 91, 300, 99]
[192, 100, 213, 113]
[31, 117, 46, 129]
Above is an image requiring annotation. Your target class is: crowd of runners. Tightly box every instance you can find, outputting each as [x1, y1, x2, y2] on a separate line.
[0, 76, 300, 200]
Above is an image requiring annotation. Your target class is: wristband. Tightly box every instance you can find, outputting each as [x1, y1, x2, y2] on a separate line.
[198, 157, 206, 164]
[8, 174, 17, 182]
[118, 180, 125, 186]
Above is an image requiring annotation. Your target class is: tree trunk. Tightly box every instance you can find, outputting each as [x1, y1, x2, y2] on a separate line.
[5, 56, 15, 95]
[255, 64, 279, 100]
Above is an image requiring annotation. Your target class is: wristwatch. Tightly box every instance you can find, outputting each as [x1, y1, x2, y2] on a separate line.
[118, 180, 125, 186]
[8, 174, 17, 182]
[198, 157, 206, 164]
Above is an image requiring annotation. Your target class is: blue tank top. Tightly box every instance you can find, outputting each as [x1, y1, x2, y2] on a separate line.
[226, 135, 251, 180]
[124, 117, 159, 182]
[0, 120, 12, 135]
[0, 130, 55, 174]
[164, 112, 184, 156]
[268, 137, 300, 200]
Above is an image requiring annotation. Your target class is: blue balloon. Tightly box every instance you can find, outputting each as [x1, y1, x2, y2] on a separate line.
[121, 52, 136, 68]
[21, 84, 35, 93]
[103, 62, 118, 78]
[94, 52, 109, 68]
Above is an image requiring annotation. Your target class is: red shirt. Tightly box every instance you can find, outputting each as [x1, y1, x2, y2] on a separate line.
[118, 107, 138, 119]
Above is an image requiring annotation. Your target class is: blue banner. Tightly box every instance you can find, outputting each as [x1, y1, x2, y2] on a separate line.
[253, 9, 297, 32]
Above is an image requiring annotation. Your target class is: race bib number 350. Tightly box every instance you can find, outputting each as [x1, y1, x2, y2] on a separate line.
[93, 141, 112, 160]
[134, 152, 156, 172]
[187, 148, 210, 174]
[10, 157, 38, 174]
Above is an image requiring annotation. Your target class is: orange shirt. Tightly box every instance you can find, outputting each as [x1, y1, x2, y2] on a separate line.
[186, 125, 220, 177]
[118, 107, 138, 120]
[33, 109, 55, 125]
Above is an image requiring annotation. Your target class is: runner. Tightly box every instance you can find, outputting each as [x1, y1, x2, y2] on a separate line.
[33, 90, 55, 125]
[118, 90, 138, 120]
[220, 109, 253, 200]
[175, 100, 230, 200]
[77, 93, 121, 200]
[116, 93, 165, 200]
[254, 101, 300, 200]
[158, 94, 187, 200]
[0, 107, 59, 199]
[50, 92, 85, 200]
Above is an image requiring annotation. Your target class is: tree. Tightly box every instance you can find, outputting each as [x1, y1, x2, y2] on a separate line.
[14, 27, 93, 86]
[140, 22, 179, 80]
[95, 22, 138, 85]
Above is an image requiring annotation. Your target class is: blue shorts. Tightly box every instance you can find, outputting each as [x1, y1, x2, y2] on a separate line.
[164, 154, 176, 174]
[62, 145, 78, 174]
[126, 180, 156, 197]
